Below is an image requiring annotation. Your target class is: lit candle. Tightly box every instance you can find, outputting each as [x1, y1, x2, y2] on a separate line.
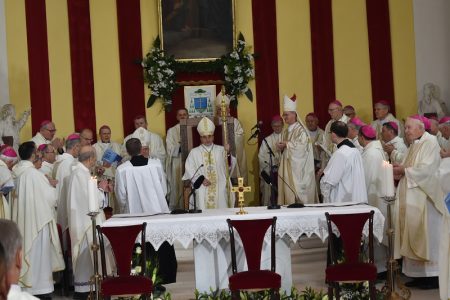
[383, 161, 395, 197]
[88, 177, 99, 212]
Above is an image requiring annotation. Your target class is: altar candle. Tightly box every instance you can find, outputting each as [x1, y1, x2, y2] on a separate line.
[383, 161, 395, 197]
[88, 177, 99, 212]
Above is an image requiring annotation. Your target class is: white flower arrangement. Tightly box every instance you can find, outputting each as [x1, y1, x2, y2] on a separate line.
[142, 37, 178, 112]
[142, 32, 255, 110]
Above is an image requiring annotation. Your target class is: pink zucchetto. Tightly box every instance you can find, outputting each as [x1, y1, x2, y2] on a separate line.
[387, 121, 398, 132]
[67, 133, 80, 141]
[410, 115, 431, 131]
[2, 147, 17, 158]
[375, 100, 390, 107]
[330, 100, 343, 107]
[360, 125, 376, 139]
[40, 120, 52, 128]
[349, 117, 365, 127]
[439, 116, 450, 124]
[271, 115, 283, 122]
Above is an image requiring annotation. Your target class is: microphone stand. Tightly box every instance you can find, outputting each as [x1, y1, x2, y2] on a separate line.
[262, 138, 280, 209]
[188, 184, 202, 213]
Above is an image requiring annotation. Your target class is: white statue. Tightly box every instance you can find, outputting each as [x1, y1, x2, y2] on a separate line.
[418, 83, 448, 118]
[0, 104, 31, 151]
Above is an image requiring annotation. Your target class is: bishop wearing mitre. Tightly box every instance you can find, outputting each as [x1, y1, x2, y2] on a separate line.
[182, 117, 235, 209]
[276, 94, 317, 205]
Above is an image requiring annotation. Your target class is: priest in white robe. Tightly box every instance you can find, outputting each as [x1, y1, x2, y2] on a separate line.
[37, 144, 57, 179]
[67, 145, 112, 295]
[93, 125, 122, 180]
[30, 120, 64, 153]
[54, 134, 81, 236]
[359, 125, 389, 273]
[115, 138, 168, 214]
[371, 100, 403, 139]
[258, 115, 283, 206]
[165, 108, 188, 209]
[319, 100, 350, 168]
[123, 115, 166, 166]
[305, 112, 325, 166]
[320, 121, 367, 203]
[215, 94, 248, 183]
[393, 115, 447, 290]
[437, 156, 450, 299]
[11, 141, 64, 296]
[276, 95, 317, 205]
[347, 117, 365, 153]
[115, 138, 177, 285]
[182, 117, 235, 209]
[0, 146, 17, 219]
[381, 121, 407, 164]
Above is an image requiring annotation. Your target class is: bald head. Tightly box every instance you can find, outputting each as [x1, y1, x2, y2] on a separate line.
[78, 145, 96, 168]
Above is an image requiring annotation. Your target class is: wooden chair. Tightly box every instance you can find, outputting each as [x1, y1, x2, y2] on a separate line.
[325, 211, 377, 299]
[96, 222, 152, 299]
[226, 217, 281, 300]
[180, 116, 236, 209]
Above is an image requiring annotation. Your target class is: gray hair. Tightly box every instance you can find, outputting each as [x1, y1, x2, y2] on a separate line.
[78, 149, 95, 163]
[66, 138, 80, 150]
[0, 220, 22, 268]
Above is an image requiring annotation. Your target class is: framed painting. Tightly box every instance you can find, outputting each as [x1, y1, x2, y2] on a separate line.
[158, 0, 235, 61]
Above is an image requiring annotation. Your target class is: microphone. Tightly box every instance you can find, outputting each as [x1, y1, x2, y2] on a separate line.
[248, 129, 260, 142]
[260, 171, 278, 193]
[251, 120, 263, 130]
[192, 175, 205, 190]
[171, 164, 204, 215]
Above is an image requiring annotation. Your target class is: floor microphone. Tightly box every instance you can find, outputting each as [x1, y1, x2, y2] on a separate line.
[260, 170, 278, 193]
[275, 170, 304, 208]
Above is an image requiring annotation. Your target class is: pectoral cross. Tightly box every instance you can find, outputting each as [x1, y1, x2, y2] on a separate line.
[231, 177, 251, 215]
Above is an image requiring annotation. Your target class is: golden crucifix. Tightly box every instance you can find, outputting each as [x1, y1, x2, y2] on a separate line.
[231, 177, 251, 215]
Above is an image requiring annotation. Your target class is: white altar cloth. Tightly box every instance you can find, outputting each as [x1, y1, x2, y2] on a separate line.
[103, 203, 384, 292]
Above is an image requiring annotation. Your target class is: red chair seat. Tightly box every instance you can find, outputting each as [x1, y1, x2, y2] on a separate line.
[229, 270, 281, 290]
[101, 275, 153, 296]
[326, 262, 377, 282]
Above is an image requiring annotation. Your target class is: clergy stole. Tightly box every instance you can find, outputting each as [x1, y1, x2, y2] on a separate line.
[397, 141, 428, 261]
[201, 145, 220, 209]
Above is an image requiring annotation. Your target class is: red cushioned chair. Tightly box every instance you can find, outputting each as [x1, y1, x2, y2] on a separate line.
[227, 217, 281, 300]
[96, 222, 152, 300]
[325, 211, 377, 300]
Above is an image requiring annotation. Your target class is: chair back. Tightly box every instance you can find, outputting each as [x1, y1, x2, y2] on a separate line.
[97, 222, 147, 277]
[325, 211, 374, 264]
[227, 217, 277, 272]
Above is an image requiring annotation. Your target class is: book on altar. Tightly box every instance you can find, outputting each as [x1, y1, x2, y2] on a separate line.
[102, 148, 122, 165]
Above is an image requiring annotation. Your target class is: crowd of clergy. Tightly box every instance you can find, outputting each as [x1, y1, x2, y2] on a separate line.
[0, 92, 450, 300]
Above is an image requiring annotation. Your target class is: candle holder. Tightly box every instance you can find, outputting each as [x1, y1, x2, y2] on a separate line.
[87, 211, 101, 300]
[381, 195, 411, 300]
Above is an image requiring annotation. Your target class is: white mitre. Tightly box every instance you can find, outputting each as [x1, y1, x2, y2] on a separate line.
[215, 93, 231, 107]
[131, 127, 149, 147]
[197, 117, 215, 136]
[283, 94, 297, 112]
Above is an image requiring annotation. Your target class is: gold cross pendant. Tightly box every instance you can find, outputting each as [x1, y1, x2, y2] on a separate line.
[231, 177, 251, 215]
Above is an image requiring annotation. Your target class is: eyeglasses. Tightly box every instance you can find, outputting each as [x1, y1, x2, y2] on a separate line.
[45, 128, 57, 133]
[328, 108, 338, 112]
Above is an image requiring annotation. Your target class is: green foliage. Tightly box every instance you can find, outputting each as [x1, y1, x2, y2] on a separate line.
[142, 32, 255, 110]
[193, 287, 327, 300]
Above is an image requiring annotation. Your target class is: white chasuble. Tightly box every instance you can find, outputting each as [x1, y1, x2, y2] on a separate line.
[11, 161, 64, 293]
[93, 141, 122, 178]
[165, 124, 184, 209]
[258, 132, 282, 206]
[277, 122, 317, 205]
[437, 157, 450, 299]
[394, 132, 446, 278]
[115, 159, 168, 214]
[371, 113, 403, 139]
[123, 130, 166, 166]
[183, 144, 235, 209]
[321, 114, 350, 167]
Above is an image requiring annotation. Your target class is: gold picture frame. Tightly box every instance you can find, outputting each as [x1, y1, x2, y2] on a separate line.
[158, 0, 236, 62]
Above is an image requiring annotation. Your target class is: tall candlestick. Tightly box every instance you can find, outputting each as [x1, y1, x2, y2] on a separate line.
[383, 161, 395, 197]
[88, 177, 99, 212]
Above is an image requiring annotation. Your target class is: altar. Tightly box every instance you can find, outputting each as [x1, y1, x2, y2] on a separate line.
[103, 204, 385, 292]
